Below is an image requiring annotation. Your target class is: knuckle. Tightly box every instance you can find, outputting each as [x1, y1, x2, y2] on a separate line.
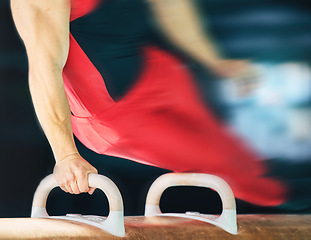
[65, 174, 75, 182]
[75, 170, 85, 178]
[73, 162, 82, 170]
[64, 179, 72, 185]
[60, 187, 67, 192]
[59, 184, 66, 189]
[59, 180, 67, 186]
[89, 167, 98, 174]
[75, 188, 82, 194]
[78, 180, 89, 193]
[81, 187, 89, 193]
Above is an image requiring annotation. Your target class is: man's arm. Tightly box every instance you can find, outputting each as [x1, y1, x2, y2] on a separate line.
[11, 0, 97, 194]
[148, 0, 250, 78]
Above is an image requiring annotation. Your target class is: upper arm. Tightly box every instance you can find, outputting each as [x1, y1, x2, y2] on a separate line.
[146, 0, 206, 43]
[11, 0, 71, 71]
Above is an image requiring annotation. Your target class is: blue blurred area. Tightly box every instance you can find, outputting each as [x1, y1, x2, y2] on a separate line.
[1, 0, 311, 218]
[218, 63, 311, 162]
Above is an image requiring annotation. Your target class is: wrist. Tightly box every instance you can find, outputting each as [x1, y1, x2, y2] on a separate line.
[55, 152, 80, 164]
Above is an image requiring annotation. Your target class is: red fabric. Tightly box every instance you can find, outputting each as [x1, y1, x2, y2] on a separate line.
[70, 0, 100, 21]
[64, 0, 288, 206]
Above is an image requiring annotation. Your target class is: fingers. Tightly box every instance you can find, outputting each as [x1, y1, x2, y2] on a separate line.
[85, 168, 98, 195]
[70, 180, 80, 194]
[75, 165, 98, 194]
[211, 60, 254, 79]
[59, 185, 69, 193]
[59, 172, 96, 194]
[59, 179, 86, 194]
[58, 178, 77, 194]
[86, 166, 98, 195]
[230, 65, 262, 97]
[77, 173, 90, 193]
[88, 187, 96, 195]
[53, 157, 99, 195]
[61, 174, 88, 194]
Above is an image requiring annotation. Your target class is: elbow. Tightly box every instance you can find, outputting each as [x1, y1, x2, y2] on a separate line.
[27, 41, 69, 83]
[28, 50, 66, 74]
[28, 56, 64, 80]
[28, 60, 64, 94]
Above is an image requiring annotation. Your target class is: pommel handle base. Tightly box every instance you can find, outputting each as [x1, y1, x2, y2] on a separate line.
[144, 173, 238, 235]
[31, 174, 125, 237]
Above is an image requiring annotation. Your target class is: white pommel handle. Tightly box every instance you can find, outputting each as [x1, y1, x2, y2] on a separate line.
[144, 173, 237, 234]
[31, 174, 125, 237]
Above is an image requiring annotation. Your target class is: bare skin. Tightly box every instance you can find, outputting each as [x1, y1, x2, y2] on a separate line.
[11, 0, 97, 195]
[11, 0, 253, 194]
[147, 0, 253, 78]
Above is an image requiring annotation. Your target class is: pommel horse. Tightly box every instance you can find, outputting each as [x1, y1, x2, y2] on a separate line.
[0, 173, 310, 239]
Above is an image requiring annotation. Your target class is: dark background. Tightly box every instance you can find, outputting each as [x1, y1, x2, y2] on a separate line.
[1, 0, 311, 218]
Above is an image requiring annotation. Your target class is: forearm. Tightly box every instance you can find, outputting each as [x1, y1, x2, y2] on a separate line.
[29, 66, 78, 163]
[11, 0, 76, 162]
[148, 0, 223, 67]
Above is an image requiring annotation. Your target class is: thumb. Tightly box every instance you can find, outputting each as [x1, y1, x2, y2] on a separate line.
[88, 187, 96, 195]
